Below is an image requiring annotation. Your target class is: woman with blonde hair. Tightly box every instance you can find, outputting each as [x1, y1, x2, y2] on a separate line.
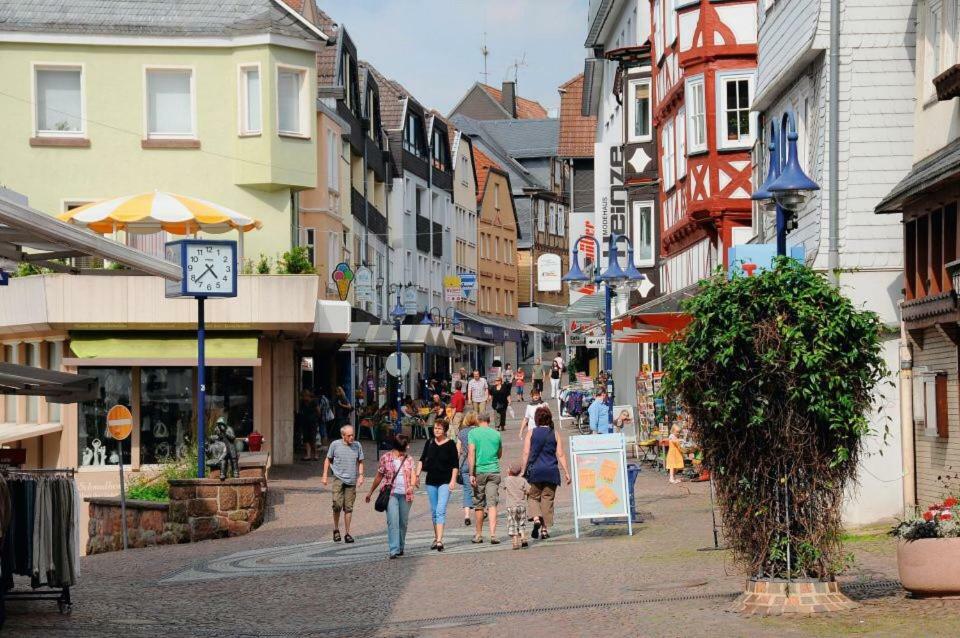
[456, 411, 480, 526]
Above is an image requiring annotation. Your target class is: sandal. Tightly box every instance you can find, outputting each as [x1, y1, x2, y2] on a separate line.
[464, 517, 471, 527]
[532, 520, 541, 539]
[430, 540, 438, 550]
[333, 530, 342, 542]
[472, 535, 483, 544]
[490, 537, 500, 545]
[541, 529, 550, 539]
[436, 541, 444, 552]
[344, 534, 354, 544]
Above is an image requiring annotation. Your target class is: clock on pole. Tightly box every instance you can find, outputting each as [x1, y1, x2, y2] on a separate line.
[165, 239, 238, 478]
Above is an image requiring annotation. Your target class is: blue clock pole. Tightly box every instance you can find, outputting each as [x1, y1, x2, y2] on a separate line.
[197, 296, 206, 478]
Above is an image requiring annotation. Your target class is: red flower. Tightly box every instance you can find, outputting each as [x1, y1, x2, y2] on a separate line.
[923, 510, 934, 521]
[945, 497, 958, 508]
[942, 511, 953, 521]
[930, 503, 942, 511]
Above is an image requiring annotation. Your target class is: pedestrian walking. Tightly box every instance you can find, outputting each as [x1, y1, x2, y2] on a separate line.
[519, 387, 546, 440]
[317, 389, 336, 447]
[503, 363, 514, 383]
[532, 357, 545, 395]
[549, 357, 563, 399]
[415, 420, 459, 551]
[521, 405, 571, 541]
[456, 412, 479, 526]
[335, 386, 353, 429]
[514, 367, 526, 401]
[468, 411, 502, 544]
[490, 376, 512, 432]
[588, 388, 612, 434]
[321, 425, 364, 543]
[467, 369, 489, 413]
[365, 435, 416, 558]
[502, 462, 530, 550]
[296, 389, 321, 461]
[666, 424, 685, 484]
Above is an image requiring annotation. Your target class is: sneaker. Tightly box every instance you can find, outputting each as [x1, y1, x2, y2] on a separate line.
[521, 540, 529, 548]
[532, 521, 541, 539]
[490, 537, 500, 545]
[471, 535, 483, 544]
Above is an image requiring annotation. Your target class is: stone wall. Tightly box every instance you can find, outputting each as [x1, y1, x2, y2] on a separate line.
[86, 476, 266, 554]
[167, 477, 266, 542]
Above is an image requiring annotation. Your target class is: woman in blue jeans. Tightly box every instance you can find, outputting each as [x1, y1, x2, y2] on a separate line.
[365, 435, 416, 558]
[416, 420, 460, 551]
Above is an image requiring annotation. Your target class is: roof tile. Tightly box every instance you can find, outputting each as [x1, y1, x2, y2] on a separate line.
[479, 83, 548, 120]
[473, 147, 503, 205]
[557, 73, 596, 158]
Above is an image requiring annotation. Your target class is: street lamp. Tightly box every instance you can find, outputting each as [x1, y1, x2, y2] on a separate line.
[563, 233, 647, 433]
[389, 284, 406, 433]
[752, 112, 820, 256]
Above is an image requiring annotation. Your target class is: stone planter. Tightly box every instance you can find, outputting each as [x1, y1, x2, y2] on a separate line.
[897, 538, 960, 598]
[86, 498, 186, 555]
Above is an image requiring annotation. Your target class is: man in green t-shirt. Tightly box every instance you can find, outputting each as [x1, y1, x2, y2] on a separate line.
[468, 412, 503, 543]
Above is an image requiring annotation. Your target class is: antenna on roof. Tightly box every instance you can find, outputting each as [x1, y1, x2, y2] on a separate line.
[481, 32, 490, 84]
[507, 51, 527, 84]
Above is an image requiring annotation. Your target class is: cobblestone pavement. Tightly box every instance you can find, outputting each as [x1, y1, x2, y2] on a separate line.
[5, 405, 960, 637]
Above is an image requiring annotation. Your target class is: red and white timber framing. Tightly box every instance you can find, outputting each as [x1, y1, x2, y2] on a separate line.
[651, 0, 757, 279]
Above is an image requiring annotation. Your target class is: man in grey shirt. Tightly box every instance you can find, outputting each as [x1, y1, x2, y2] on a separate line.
[322, 425, 364, 543]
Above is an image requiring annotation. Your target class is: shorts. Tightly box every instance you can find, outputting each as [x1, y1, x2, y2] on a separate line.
[472, 472, 501, 510]
[331, 478, 357, 513]
[506, 505, 527, 536]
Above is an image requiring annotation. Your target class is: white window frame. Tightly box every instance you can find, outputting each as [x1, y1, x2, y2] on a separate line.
[32, 63, 86, 138]
[627, 78, 652, 143]
[300, 227, 317, 267]
[558, 204, 566, 236]
[685, 75, 707, 154]
[716, 71, 756, 150]
[632, 201, 656, 268]
[144, 66, 196, 140]
[238, 63, 262, 136]
[666, 0, 676, 45]
[326, 127, 339, 192]
[276, 64, 310, 138]
[654, 0, 664, 61]
[537, 200, 546, 232]
[676, 106, 687, 179]
[923, 0, 944, 103]
[662, 120, 675, 190]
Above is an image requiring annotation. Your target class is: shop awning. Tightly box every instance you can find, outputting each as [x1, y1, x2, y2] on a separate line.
[556, 294, 606, 320]
[65, 331, 261, 366]
[0, 422, 63, 445]
[343, 324, 454, 352]
[0, 362, 98, 403]
[454, 310, 541, 334]
[453, 334, 493, 347]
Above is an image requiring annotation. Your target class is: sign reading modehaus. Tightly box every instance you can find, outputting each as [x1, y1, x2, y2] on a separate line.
[537, 253, 562, 292]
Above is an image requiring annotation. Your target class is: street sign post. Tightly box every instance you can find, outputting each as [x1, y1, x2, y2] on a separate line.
[107, 404, 134, 550]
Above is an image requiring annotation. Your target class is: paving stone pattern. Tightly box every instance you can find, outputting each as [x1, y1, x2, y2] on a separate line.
[4, 404, 955, 637]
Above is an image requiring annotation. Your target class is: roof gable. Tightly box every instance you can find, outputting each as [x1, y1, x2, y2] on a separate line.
[557, 73, 596, 158]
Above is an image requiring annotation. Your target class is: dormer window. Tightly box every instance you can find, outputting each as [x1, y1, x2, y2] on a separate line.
[431, 128, 449, 172]
[339, 50, 355, 112]
[404, 112, 426, 159]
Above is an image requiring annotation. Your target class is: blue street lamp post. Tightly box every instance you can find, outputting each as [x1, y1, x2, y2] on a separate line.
[751, 112, 820, 257]
[389, 285, 406, 434]
[563, 233, 646, 433]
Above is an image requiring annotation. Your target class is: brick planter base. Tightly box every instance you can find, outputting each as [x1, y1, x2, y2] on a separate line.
[731, 579, 857, 616]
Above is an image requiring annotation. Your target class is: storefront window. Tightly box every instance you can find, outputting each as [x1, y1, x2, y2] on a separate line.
[140, 367, 193, 464]
[78, 368, 132, 467]
[207, 367, 254, 437]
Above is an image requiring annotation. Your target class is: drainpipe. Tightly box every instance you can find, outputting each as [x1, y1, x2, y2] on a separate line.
[899, 307, 916, 512]
[828, 0, 840, 285]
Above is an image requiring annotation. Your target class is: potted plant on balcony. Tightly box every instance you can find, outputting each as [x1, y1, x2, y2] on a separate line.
[892, 497, 960, 597]
[662, 257, 887, 615]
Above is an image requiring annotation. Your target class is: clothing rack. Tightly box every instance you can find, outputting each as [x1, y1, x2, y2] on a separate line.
[2, 468, 76, 616]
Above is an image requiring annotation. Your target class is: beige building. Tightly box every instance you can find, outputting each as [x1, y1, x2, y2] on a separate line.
[475, 148, 519, 322]
[450, 128, 479, 314]
[875, 0, 960, 507]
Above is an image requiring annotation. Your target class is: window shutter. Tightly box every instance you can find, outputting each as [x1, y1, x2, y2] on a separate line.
[936, 373, 949, 438]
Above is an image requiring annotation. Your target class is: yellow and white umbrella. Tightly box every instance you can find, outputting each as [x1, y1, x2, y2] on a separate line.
[58, 191, 262, 235]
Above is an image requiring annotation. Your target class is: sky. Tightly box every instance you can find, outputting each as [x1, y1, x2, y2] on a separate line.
[322, 0, 588, 117]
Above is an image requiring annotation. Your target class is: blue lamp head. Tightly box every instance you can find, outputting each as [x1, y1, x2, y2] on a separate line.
[390, 299, 405, 321]
[752, 138, 779, 204]
[419, 312, 433, 325]
[768, 129, 819, 210]
[600, 234, 627, 282]
[623, 246, 644, 281]
[562, 249, 589, 282]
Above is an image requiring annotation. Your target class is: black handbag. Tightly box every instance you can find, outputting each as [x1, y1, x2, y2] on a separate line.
[374, 454, 407, 512]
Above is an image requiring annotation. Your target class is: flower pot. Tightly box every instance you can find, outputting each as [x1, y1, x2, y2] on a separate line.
[897, 538, 960, 597]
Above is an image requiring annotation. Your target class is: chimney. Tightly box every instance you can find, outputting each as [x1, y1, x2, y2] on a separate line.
[501, 81, 517, 118]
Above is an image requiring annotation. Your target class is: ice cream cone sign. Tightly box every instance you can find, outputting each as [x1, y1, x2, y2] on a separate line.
[331, 262, 354, 301]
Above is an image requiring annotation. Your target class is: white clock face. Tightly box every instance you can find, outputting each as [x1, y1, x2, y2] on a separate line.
[185, 244, 235, 295]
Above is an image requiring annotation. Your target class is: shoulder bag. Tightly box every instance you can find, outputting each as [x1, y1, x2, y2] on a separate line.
[374, 454, 407, 512]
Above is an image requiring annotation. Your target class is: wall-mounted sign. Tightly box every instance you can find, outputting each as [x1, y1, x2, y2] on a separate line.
[586, 335, 606, 349]
[567, 333, 586, 347]
[354, 266, 374, 302]
[459, 273, 477, 299]
[537, 253, 562, 292]
[568, 212, 597, 302]
[402, 285, 418, 315]
[444, 274, 462, 302]
[331, 262, 355, 301]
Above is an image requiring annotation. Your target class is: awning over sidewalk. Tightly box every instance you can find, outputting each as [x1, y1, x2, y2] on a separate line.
[66, 331, 261, 366]
[453, 334, 493, 347]
[0, 422, 63, 445]
[556, 294, 606, 320]
[0, 362, 98, 403]
[343, 323, 454, 352]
